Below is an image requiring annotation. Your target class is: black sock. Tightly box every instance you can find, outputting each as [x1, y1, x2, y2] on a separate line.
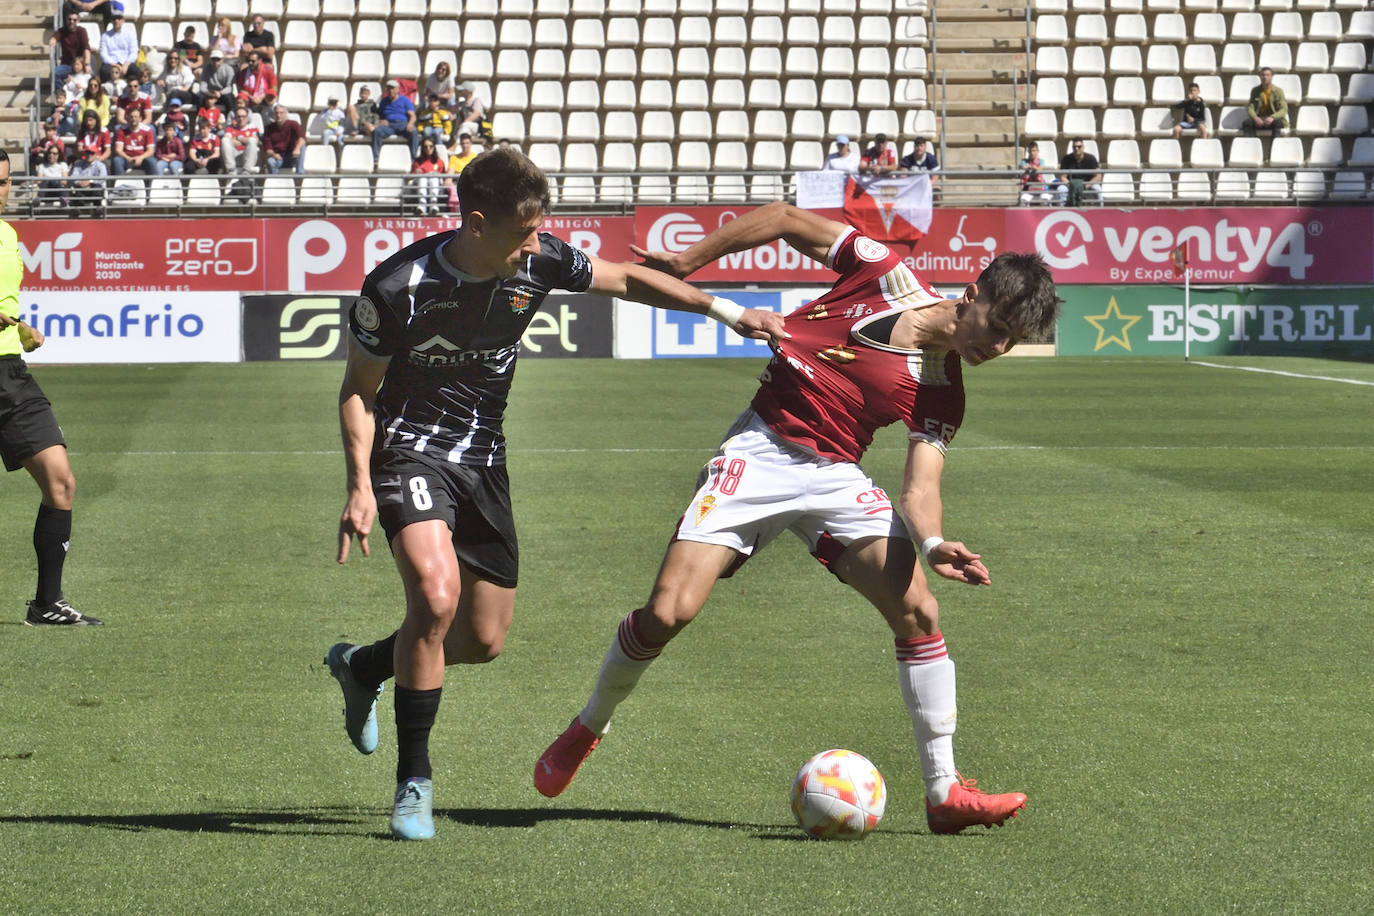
[395, 685, 442, 783]
[348, 631, 398, 690]
[33, 505, 72, 605]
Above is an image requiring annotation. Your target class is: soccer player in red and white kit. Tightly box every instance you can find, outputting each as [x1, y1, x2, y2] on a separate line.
[535, 202, 1061, 834]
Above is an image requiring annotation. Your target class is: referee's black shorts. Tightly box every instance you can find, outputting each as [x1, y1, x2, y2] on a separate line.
[372, 449, 519, 589]
[0, 356, 65, 472]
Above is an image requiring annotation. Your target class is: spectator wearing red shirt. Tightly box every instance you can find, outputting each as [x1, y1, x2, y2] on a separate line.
[235, 52, 277, 119]
[187, 122, 222, 174]
[114, 75, 152, 128]
[152, 122, 186, 175]
[160, 99, 192, 138]
[221, 107, 261, 174]
[112, 106, 155, 174]
[32, 124, 67, 164]
[74, 109, 112, 164]
[409, 136, 447, 214]
[48, 11, 91, 82]
[262, 104, 306, 175]
[196, 90, 225, 134]
[860, 133, 898, 176]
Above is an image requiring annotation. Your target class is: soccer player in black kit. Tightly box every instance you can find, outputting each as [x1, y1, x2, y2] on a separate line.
[327, 149, 787, 840]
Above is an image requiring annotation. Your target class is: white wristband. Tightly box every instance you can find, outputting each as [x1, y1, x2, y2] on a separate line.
[706, 297, 746, 327]
[920, 536, 945, 561]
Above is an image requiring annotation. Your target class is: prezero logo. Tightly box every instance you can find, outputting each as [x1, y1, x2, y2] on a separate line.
[20, 232, 83, 280]
[166, 237, 258, 277]
[1033, 211, 1094, 270]
[646, 213, 705, 252]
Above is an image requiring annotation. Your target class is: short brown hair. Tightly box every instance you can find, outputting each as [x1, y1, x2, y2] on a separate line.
[976, 252, 1062, 337]
[455, 148, 550, 222]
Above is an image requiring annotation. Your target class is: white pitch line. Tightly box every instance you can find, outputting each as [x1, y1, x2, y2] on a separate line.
[1189, 360, 1374, 387]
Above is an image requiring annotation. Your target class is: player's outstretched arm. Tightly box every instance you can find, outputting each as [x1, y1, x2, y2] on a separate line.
[588, 257, 788, 343]
[900, 439, 991, 586]
[337, 335, 389, 564]
[628, 201, 851, 279]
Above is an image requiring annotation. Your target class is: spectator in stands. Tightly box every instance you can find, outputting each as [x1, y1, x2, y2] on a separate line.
[348, 85, 380, 140]
[263, 105, 306, 175]
[447, 131, 478, 175]
[371, 79, 418, 164]
[111, 106, 155, 175]
[201, 50, 238, 113]
[423, 61, 456, 110]
[823, 135, 860, 172]
[1172, 82, 1210, 140]
[236, 52, 278, 121]
[97, 3, 138, 82]
[901, 137, 939, 173]
[65, 0, 116, 28]
[32, 124, 66, 165]
[152, 121, 186, 176]
[196, 89, 225, 134]
[101, 63, 128, 104]
[319, 96, 347, 148]
[63, 58, 93, 101]
[160, 98, 191, 137]
[68, 147, 107, 215]
[241, 15, 276, 64]
[416, 93, 454, 147]
[155, 50, 198, 110]
[453, 81, 487, 136]
[1055, 139, 1102, 206]
[78, 79, 110, 131]
[36, 146, 70, 206]
[114, 75, 151, 128]
[210, 18, 242, 65]
[860, 133, 897, 175]
[48, 10, 91, 84]
[1019, 142, 1053, 206]
[221, 107, 260, 176]
[1243, 67, 1287, 138]
[174, 26, 205, 77]
[46, 89, 79, 138]
[410, 137, 447, 215]
[187, 121, 223, 174]
[74, 109, 111, 165]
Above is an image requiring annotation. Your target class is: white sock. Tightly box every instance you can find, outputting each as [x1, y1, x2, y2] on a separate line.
[578, 611, 665, 736]
[895, 632, 958, 803]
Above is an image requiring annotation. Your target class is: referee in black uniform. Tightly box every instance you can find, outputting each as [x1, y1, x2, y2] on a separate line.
[0, 150, 99, 626]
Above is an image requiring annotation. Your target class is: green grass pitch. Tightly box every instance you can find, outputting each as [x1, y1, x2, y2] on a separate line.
[0, 355, 1370, 914]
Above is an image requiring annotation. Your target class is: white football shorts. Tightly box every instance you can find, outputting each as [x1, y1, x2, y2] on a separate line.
[675, 410, 908, 570]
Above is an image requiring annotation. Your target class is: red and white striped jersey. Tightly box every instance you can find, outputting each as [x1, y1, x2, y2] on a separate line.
[749, 228, 966, 464]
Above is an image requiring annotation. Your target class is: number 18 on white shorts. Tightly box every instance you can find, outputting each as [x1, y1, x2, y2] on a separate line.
[676, 411, 907, 562]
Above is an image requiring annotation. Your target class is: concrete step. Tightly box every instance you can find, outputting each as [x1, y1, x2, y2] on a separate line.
[943, 81, 1028, 102]
[942, 113, 1016, 132]
[941, 147, 1021, 170]
[935, 20, 1028, 42]
[934, 5, 1029, 22]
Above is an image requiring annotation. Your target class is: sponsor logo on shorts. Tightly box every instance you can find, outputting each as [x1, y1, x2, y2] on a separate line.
[856, 488, 892, 516]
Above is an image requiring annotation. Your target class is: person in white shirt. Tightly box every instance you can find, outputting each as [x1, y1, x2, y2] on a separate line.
[823, 135, 861, 173]
[97, 4, 138, 81]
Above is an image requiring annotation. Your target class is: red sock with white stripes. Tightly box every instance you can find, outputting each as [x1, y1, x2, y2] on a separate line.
[896, 631, 960, 804]
[578, 609, 667, 736]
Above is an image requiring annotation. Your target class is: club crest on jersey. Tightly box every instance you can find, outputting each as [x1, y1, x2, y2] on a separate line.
[354, 296, 381, 331]
[505, 286, 538, 315]
[807, 303, 829, 320]
[854, 237, 891, 262]
[696, 494, 716, 525]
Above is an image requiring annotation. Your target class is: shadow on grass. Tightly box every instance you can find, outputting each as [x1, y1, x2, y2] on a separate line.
[0, 806, 835, 840]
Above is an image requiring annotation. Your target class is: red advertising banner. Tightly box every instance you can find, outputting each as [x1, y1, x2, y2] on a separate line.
[14, 215, 638, 293]
[1004, 207, 1374, 285]
[15, 207, 1370, 292]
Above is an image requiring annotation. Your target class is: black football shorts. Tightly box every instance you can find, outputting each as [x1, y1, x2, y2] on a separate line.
[372, 449, 519, 588]
[0, 357, 65, 472]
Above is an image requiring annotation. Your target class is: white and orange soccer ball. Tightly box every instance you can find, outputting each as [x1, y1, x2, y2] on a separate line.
[789, 749, 886, 840]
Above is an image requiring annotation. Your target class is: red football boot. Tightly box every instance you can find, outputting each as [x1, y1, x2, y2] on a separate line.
[925, 774, 1027, 835]
[534, 717, 601, 798]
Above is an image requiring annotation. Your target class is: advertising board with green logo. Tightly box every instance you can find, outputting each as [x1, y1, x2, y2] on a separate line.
[1057, 286, 1374, 358]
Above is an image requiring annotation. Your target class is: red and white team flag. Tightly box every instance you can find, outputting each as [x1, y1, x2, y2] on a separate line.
[842, 174, 934, 242]
[1170, 241, 1189, 277]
